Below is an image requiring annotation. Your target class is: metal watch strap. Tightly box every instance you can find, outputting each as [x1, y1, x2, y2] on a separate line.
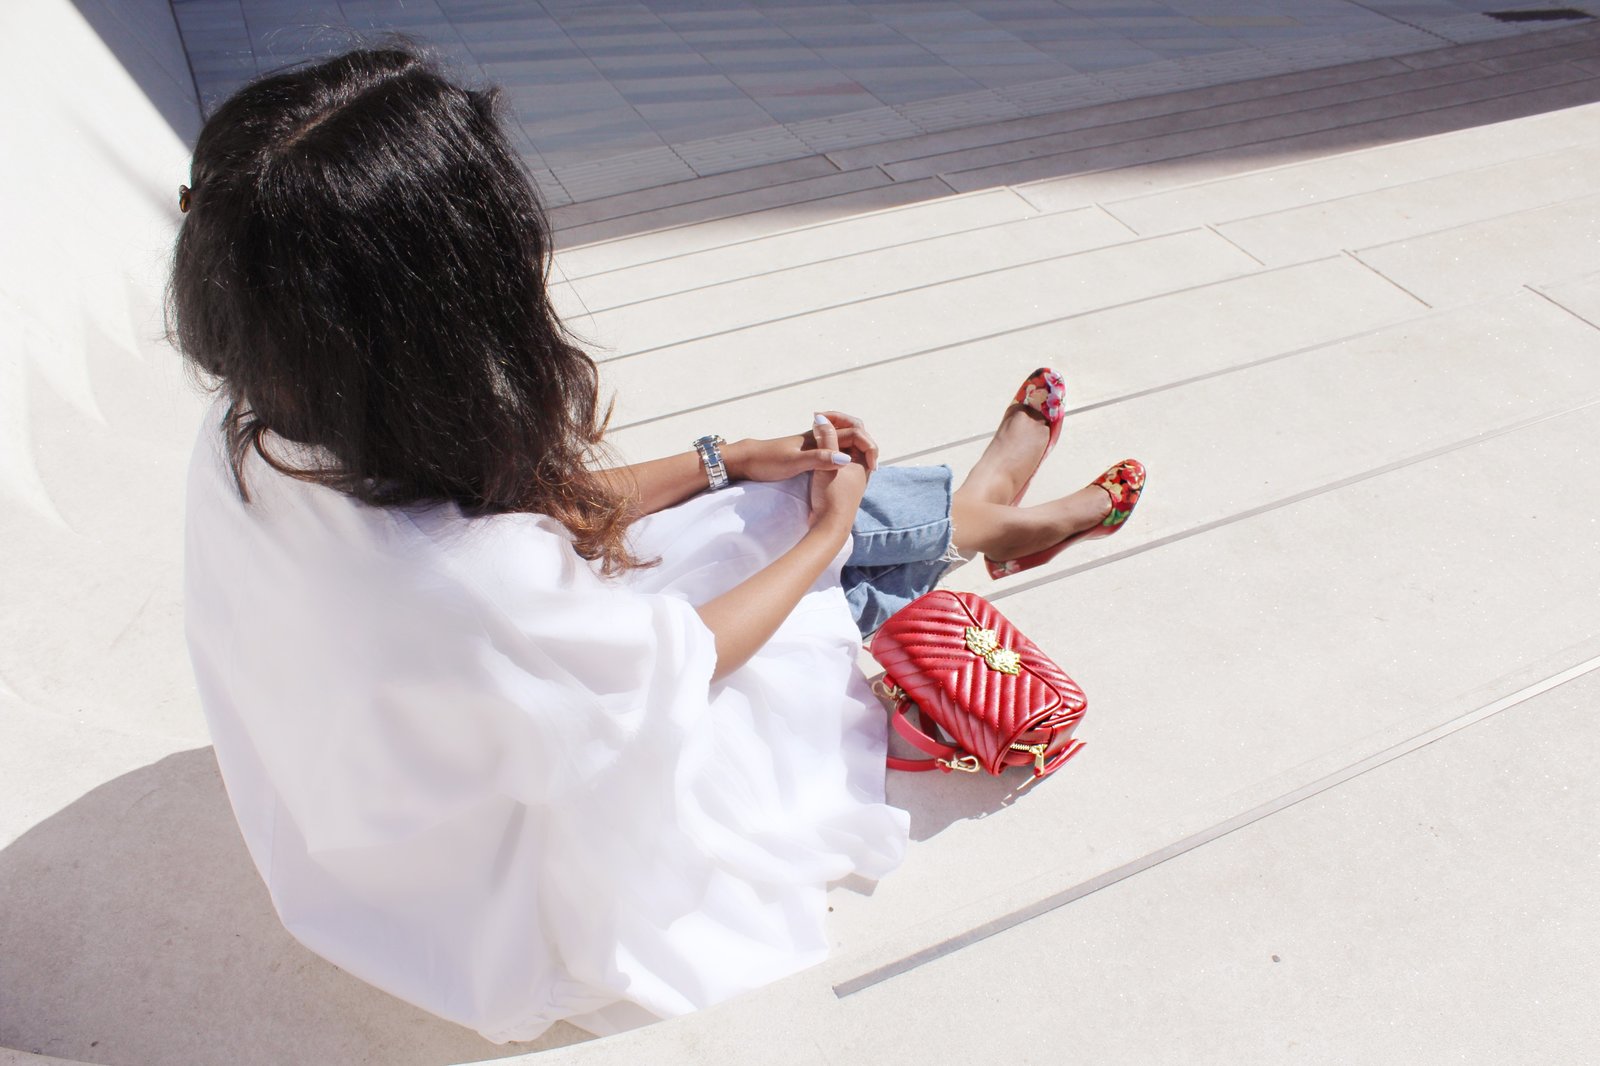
[692, 434, 730, 491]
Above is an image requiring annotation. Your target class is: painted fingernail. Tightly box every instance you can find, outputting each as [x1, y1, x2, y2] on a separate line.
[814, 412, 831, 426]
[832, 452, 851, 465]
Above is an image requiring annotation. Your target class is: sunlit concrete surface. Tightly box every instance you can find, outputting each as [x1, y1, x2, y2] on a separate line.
[3, 2, 1599, 1064]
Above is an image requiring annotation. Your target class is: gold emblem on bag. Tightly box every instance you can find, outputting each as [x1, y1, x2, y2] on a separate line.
[963, 626, 1021, 675]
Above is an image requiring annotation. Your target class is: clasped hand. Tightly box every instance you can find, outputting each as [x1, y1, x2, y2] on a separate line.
[724, 412, 875, 531]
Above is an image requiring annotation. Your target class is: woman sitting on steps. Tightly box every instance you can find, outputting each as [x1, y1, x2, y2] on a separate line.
[171, 45, 1144, 1041]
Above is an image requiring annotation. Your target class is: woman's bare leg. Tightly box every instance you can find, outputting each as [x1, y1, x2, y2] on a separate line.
[949, 403, 1111, 560]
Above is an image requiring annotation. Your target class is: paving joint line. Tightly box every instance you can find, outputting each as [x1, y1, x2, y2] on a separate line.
[1204, 223, 1266, 266]
[1343, 250, 1433, 308]
[833, 649, 1600, 998]
[556, 55, 1503, 238]
[553, 162, 887, 236]
[1343, 0, 1453, 46]
[555, 179, 967, 280]
[926, 55, 1505, 185]
[883, 52, 1488, 177]
[991, 64, 1600, 200]
[1093, 94, 1600, 217]
[878, 311, 1428, 467]
[594, 227, 1214, 365]
[557, 206, 1087, 314]
[1013, 75, 1600, 222]
[984, 395, 1600, 604]
[1353, 183, 1600, 255]
[554, 69, 1600, 272]
[1526, 281, 1600, 330]
[606, 251, 1328, 432]
[1194, 139, 1600, 230]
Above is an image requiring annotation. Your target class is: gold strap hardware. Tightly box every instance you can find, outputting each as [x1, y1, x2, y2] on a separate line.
[937, 754, 981, 774]
[1010, 742, 1048, 775]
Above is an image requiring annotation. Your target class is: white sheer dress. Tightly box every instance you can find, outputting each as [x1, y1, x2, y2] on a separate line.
[183, 408, 909, 1041]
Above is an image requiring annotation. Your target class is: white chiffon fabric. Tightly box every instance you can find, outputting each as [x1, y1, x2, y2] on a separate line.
[183, 410, 909, 1041]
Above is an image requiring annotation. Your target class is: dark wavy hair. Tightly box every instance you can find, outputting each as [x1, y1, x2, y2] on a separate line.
[169, 46, 641, 574]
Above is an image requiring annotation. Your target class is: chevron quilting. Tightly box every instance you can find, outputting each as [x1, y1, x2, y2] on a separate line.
[870, 591, 1087, 776]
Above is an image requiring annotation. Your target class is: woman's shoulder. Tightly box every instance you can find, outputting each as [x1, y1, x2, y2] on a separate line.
[186, 407, 594, 601]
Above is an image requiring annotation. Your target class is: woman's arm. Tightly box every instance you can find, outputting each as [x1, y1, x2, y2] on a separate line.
[599, 414, 878, 517]
[597, 448, 716, 518]
[696, 417, 869, 681]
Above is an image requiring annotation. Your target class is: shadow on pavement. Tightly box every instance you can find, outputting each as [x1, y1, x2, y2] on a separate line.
[0, 748, 584, 1066]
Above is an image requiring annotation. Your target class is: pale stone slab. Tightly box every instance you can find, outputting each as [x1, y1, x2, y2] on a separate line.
[526, 403, 1600, 1066]
[1533, 269, 1600, 328]
[675, 125, 815, 177]
[0, 738, 580, 1065]
[888, 58, 1497, 185]
[1216, 141, 1600, 266]
[550, 188, 1036, 311]
[1355, 193, 1600, 307]
[0, 1050, 84, 1066]
[553, 166, 895, 249]
[548, 155, 838, 230]
[566, 208, 1133, 356]
[823, 57, 1414, 172]
[603, 256, 1423, 465]
[894, 88, 1022, 133]
[0, 701, 190, 849]
[1400, 19, 1600, 69]
[1104, 100, 1600, 236]
[944, 63, 1594, 193]
[553, 177, 954, 278]
[918, 291, 1600, 587]
[1477, 37, 1600, 75]
[1017, 72, 1600, 214]
[828, 669, 1600, 1065]
[2, 370, 207, 743]
[789, 106, 922, 153]
[599, 229, 1259, 428]
[825, 398, 1600, 984]
[551, 148, 696, 204]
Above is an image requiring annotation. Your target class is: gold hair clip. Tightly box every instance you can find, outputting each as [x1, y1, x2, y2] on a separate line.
[178, 184, 192, 213]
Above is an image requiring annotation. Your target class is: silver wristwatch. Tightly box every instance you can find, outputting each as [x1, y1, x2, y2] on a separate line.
[692, 434, 730, 491]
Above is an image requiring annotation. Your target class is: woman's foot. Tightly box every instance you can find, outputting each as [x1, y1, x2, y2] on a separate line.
[956, 368, 1065, 508]
[959, 402, 1053, 507]
[986, 459, 1146, 578]
[960, 483, 1113, 565]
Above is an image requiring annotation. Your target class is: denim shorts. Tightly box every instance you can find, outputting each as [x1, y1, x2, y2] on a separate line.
[842, 465, 962, 637]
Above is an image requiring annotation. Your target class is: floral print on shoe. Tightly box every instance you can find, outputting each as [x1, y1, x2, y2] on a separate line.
[1017, 367, 1066, 426]
[984, 457, 1148, 580]
[1096, 459, 1146, 528]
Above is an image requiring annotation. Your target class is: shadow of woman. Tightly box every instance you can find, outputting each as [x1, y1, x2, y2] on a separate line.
[0, 748, 590, 1066]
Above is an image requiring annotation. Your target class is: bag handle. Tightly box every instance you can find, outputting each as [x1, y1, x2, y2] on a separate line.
[882, 688, 1087, 777]
[885, 696, 981, 774]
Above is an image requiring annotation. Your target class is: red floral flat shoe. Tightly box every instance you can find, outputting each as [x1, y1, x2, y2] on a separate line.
[1006, 367, 1066, 506]
[986, 459, 1146, 579]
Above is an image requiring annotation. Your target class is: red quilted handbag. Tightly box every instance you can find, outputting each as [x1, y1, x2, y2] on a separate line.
[870, 590, 1087, 778]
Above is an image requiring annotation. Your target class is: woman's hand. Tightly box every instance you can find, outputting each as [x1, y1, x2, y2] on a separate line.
[807, 415, 868, 533]
[696, 415, 867, 680]
[725, 412, 879, 482]
[814, 411, 878, 472]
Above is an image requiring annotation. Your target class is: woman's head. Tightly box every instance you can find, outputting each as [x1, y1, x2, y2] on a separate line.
[170, 46, 639, 572]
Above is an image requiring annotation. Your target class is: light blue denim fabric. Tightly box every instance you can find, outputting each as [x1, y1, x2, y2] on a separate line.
[842, 465, 958, 637]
